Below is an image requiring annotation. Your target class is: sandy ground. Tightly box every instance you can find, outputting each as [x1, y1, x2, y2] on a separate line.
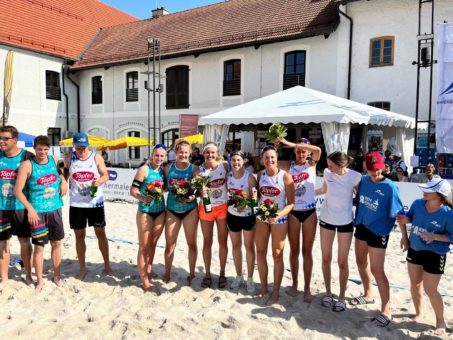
[1, 200, 452, 339]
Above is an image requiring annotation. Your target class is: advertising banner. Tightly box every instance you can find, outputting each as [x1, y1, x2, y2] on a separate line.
[102, 167, 137, 201]
[179, 114, 199, 137]
[436, 23, 453, 153]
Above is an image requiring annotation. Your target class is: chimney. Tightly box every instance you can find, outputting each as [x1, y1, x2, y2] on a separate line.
[152, 7, 169, 18]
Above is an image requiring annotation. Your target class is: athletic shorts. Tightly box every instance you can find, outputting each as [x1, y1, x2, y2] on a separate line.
[70, 206, 106, 229]
[30, 209, 64, 246]
[226, 212, 256, 232]
[319, 220, 354, 233]
[199, 203, 228, 222]
[354, 224, 389, 249]
[167, 207, 197, 220]
[0, 210, 30, 240]
[290, 208, 316, 223]
[145, 210, 165, 220]
[406, 247, 446, 275]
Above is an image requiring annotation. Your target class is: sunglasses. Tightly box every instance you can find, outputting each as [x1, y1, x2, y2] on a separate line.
[261, 145, 276, 154]
[153, 143, 167, 150]
[0, 136, 13, 141]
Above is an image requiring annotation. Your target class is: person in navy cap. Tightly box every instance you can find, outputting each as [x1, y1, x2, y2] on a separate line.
[63, 133, 111, 280]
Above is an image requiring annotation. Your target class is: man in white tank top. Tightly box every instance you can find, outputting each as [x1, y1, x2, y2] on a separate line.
[63, 133, 111, 280]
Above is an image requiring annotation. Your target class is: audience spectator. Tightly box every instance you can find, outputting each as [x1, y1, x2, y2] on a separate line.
[384, 150, 393, 167]
[391, 151, 407, 174]
[382, 162, 396, 181]
[410, 163, 441, 183]
[395, 167, 409, 182]
[189, 147, 204, 166]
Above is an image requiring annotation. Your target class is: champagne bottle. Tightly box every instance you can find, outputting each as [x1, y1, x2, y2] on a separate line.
[249, 187, 258, 216]
[202, 191, 212, 213]
[89, 178, 98, 198]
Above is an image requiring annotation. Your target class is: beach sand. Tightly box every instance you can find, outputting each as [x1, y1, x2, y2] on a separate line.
[1, 200, 452, 339]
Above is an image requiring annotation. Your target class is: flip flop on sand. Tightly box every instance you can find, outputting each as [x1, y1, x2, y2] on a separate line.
[372, 313, 391, 327]
[201, 277, 212, 288]
[321, 295, 333, 308]
[349, 296, 375, 306]
[332, 300, 346, 312]
[218, 275, 227, 289]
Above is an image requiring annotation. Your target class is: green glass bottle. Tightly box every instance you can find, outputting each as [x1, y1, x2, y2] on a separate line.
[202, 191, 212, 213]
[89, 178, 98, 198]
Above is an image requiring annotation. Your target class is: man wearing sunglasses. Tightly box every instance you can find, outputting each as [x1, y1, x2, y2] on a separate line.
[63, 132, 111, 280]
[0, 126, 34, 290]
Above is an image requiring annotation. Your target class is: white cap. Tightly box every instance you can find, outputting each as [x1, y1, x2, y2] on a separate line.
[393, 151, 402, 158]
[418, 178, 451, 197]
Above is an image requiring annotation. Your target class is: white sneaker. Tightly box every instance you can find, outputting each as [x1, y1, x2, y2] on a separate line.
[230, 275, 243, 289]
[246, 277, 256, 294]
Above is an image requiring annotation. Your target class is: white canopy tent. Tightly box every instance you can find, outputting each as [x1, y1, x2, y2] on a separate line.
[199, 86, 415, 166]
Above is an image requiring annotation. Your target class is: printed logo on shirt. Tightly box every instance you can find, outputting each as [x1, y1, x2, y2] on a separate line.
[1, 183, 13, 197]
[430, 220, 441, 229]
[260, 186, 281, 197]
[295, 185, 306, 197]
[375, 189, 385, 197]
[0, 169, 17, 180]
[37, 174, 57, 186]
[43, 187, 56, 199]
[72, 171, 95, 182]
[292, 172, 309, 183]
[208, 178, 226, 188]
[359, 195, 380, 212]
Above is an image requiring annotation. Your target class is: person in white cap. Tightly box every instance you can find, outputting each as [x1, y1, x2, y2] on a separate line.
[396, 178, 453, 336]
[391, 151, 407, 174]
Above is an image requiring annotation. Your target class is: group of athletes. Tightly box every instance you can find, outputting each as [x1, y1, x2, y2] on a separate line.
[0, 125, 452, 335]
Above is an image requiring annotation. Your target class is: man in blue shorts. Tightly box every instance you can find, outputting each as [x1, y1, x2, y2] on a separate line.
[0, 125, 34, 291]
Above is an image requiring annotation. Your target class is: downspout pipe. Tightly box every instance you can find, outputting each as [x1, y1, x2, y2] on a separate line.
[61, 62, 69, 131]
[339, 7, 353, 99]
[64, 66, 81, 132]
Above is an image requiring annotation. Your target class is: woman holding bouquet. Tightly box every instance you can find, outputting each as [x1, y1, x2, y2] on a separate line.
[277, 137, 321, 302]
[226, 151, 258, 292]
[199, 143, 229, 289]
[130, 144, 167, 291]
[164, 140, 199, 284]
[256, 145, 295, 304]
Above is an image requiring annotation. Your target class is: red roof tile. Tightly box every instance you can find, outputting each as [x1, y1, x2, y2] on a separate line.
[74, 0, 340, 70]
[0, 0, 137, 59]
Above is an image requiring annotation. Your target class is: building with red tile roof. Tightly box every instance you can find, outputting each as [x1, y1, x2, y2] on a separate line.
[74, 0, 340, 70]
[0, 0, 137, 60]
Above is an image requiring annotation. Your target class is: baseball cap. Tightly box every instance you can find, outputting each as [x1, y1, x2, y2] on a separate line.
[73, 133, 89, 147]
[365, 152, 385, 171]
[393, 151, 402, 158]
[418, 178, 451, 197]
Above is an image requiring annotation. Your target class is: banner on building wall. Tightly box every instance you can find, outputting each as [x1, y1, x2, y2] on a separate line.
[179, 114, 199, 137]
[436, 23, 453, 153]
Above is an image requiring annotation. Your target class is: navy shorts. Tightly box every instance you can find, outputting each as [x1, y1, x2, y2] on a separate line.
[354, 224, 389, 249]
[227, 212, 256, 232]
[0, 209, 31, 240]
[406, 247, 446, 275]
[319, 220, 354, 233]
[31, 209, 64, 246]
[70, 206, 106, 229]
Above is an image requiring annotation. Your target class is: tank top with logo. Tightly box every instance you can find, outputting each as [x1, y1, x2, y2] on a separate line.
[200, 163, 228, 207]
[138, 164, 165, 214]
[69, 151, 103, 208]
[166, 162, 197, 212]
[0, 149, 31, 210]
[289, 161, 316, 211]
[258, 169, 287, 214]
[227, 170, 252, 217]
[27, 156, 62, 213]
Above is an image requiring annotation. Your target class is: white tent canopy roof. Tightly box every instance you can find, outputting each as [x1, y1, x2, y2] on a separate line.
[199, 86, 415, 129]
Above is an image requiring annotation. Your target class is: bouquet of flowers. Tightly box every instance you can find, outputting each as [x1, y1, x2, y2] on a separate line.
[144, 180, 164, 202]
[190, 174, 210, 192]
[169, 178, 196, 202]
[256, 198, 279, 221]
[267, 123, 287, 144]
[228, 189, 250, 211]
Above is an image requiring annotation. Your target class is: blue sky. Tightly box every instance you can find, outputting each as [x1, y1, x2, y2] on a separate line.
[101, 0, 221, 19]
